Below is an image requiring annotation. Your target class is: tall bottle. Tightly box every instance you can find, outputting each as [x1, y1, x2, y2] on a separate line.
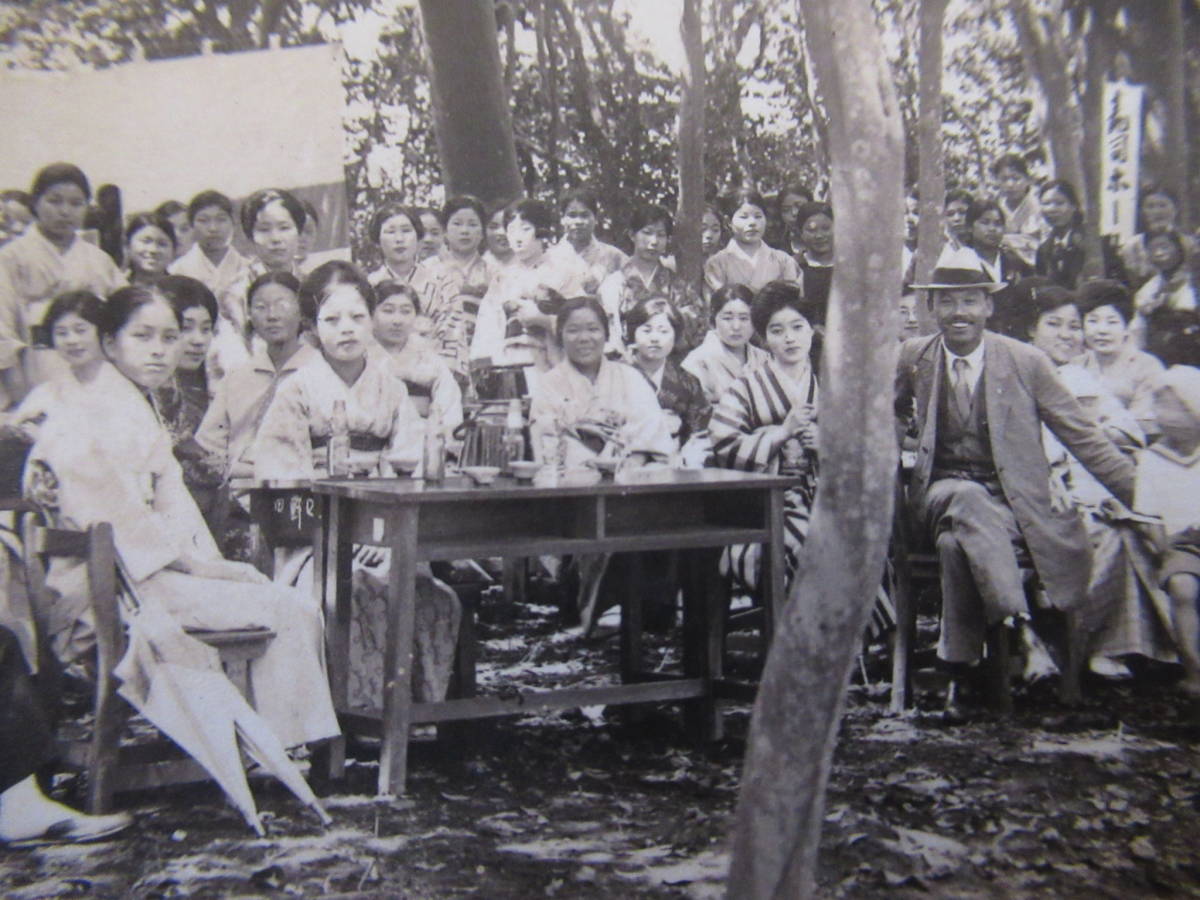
[501, 398, 524, 475]
[327, 399, 350, 477]
[423, 410, 446, 485]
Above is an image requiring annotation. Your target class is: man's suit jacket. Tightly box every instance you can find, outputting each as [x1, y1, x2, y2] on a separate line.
[895, 331, 1136, 610]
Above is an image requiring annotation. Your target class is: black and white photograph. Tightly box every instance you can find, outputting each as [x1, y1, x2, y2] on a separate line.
[0, 0, 1198, 896]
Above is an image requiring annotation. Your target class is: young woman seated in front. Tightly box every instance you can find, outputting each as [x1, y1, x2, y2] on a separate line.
[251, 261, 460, 708]
[23, 282, 340, 750]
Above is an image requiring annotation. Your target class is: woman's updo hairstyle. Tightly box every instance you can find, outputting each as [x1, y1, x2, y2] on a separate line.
[709, 283, 755, 323]
[368, 203, 425, 245]
[240, 188, 306, 238]
[751, 280, 820, 338]
[555, 295, 609, 342]
[725, 187, 768, 218]
[156, 274, 218, 325]
[628, 204, 674, 237]
[125, 211, 177, 249]
[505, 198, 557, 243]
[1077, 278, 1133, 324]
[41, 290, 105, 338]
[99, 285, 180, 339]
[300, 260, 378, 315]
[624, 296, 682, 348]
[30, 162, 91, 203]
[1039, 179, 1085, 228]
[375, 280, 422, 316]
[248, 270, 312, 322]
[441, 195, 487, 228]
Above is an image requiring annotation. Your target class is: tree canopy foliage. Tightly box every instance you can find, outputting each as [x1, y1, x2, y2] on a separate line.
[1, 0, 1196, 252]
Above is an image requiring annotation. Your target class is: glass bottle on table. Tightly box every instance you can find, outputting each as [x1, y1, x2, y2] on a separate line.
[423, 409, 446, 484]
[502, 397, 525, 475]
[327, 398, 350, 477]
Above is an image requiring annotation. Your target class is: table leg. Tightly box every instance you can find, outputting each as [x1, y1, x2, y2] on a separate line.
[681, 547, 724, 742]
[379, 506, 419, 796]
[619, 553, 645, 684]
[310, 497, 346, 781]
[324, 497, 353, 713]
[760, 487, 787, 654]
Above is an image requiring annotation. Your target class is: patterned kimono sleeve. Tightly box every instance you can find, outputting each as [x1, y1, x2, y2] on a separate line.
[703, 253, 728, 294]
[252, 376, 317, 480]
[708, 373, 789, 473]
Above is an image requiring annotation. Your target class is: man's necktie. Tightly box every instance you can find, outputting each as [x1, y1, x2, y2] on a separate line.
[952, 356, 972, 422]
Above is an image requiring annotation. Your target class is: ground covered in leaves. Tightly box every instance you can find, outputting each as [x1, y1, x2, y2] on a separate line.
[3, 592, 1200, 898]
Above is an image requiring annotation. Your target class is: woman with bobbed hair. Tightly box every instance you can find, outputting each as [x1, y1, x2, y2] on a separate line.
[624, 297, 710, 453]
[1035, 179, 1087, 289]
[366, 203, 431, 289]
[123, 212, 176, 285]
[1075, 279, 1164, 437]
[597, 204, 705, 358]
[470, 199, 589, 381]
[22, 280, 341, 754]
[0, 162, 125, 401]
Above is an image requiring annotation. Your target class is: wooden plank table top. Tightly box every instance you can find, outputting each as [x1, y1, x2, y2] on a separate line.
[295, 467, 793, 796]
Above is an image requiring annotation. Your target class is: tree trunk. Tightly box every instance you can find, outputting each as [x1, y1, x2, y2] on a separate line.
[914, 0, 948, 291]
[1010, 0, 1087, 206]
[418, 0, 524, 206]
[1164, 0, 1190, 228]
[675, 0, 706, 290]
[1080, 0, 1118, 239]
[726, 0, 903, 895]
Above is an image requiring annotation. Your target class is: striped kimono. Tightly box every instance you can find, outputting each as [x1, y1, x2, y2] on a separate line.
[709, 359, 819, 594]
[709, 358, 895, 638]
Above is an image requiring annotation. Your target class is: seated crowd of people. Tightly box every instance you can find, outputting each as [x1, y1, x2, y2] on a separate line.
[0, 154, 1197, 845]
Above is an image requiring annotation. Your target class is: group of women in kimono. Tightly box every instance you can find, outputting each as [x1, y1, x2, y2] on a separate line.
[0, 161, 865, 788]
[4, 151, 1197, 826]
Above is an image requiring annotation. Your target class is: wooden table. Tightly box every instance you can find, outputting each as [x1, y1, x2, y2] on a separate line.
[308, 467, 792, 796]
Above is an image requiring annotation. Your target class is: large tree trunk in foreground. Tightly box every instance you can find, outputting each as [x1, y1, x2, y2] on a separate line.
[419, 0, 524, 206]
[726, 0, 903, 896]
[913, 0, 948, 288]
[675, 0, 706, 290]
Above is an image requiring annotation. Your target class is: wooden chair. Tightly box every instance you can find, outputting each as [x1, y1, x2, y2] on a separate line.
[888, 476, 1084, 714]
[22, 517, 276, 813]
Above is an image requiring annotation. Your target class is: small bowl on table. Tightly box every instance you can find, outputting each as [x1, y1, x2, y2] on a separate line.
[462, 465, 501, 486]
[387, 454, 420, 478]
[508, 460, 541, 483]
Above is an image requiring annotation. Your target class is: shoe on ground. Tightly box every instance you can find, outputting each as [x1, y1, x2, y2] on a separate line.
[1088, 655, 1132, 679]
[3, 811, 133, 849]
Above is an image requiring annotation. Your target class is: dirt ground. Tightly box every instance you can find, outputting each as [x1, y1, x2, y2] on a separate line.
[3, 591, 1200, 899]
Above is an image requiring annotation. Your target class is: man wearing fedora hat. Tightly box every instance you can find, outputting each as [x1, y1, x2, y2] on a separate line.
[896, 249, 1135, 700]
